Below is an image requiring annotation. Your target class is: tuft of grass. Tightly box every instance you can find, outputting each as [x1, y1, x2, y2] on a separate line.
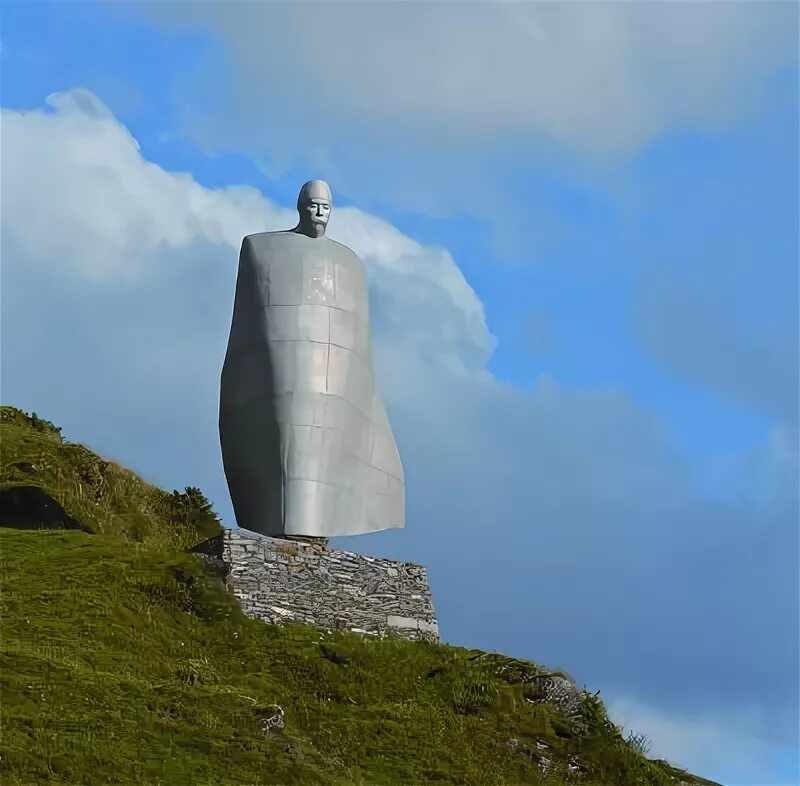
[626, 731, 652, 756]
[0, 406, 721, 785]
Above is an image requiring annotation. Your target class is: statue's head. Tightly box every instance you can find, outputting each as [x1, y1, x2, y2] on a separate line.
[296, 179, 331, 238]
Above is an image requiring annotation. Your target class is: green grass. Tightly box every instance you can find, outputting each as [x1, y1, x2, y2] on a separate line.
[0, 406, 718, 786]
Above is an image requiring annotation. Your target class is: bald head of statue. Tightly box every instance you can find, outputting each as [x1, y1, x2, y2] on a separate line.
[295, 179, 332, 239]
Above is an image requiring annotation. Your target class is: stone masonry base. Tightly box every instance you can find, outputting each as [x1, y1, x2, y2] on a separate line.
[191, 528, 439, 642]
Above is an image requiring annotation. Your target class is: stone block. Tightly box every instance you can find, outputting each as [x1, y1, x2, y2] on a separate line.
[193, 528, 438, 642]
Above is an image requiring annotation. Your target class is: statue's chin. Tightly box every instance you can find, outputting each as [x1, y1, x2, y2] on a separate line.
[295, 222, 326, 238]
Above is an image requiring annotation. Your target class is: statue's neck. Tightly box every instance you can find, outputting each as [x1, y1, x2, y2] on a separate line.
[294, 223, 326, 239]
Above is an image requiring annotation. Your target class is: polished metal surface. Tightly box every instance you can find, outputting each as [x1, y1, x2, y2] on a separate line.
[219, 181, 404, 537]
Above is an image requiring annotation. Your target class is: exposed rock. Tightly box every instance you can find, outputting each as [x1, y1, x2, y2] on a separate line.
[526, 674, 586, 719]
[256, 704, 284, 733]
[505, 738, 554, 773]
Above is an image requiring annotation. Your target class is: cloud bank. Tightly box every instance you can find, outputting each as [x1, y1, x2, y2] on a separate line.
[129, 0, 797, 227]
[145, 1, 794, 155]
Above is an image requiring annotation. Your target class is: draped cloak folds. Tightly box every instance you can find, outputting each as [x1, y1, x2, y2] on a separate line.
[219, 231, 405, 538]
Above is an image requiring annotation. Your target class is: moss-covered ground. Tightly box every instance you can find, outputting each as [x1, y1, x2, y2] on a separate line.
[0, 406, 720, 786]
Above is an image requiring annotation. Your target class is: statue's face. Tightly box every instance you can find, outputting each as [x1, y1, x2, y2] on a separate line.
[302, 198, 331, 236]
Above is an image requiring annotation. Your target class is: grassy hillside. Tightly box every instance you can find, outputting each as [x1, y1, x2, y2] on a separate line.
[0, 406, 721, 786]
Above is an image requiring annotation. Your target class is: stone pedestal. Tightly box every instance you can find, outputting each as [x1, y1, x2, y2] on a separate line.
[191, 528, 438, 642]
[283, 534, 330, 553]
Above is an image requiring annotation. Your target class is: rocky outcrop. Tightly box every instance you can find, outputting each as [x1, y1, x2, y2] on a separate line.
[527, 674, 586, 719]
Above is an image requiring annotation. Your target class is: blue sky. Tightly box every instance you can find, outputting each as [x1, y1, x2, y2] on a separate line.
[2, 2, 798, 784]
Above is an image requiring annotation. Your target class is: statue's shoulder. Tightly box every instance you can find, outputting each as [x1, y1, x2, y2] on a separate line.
[243, 230, 295, 246]
[326, 237, 362, 262]
[240, 233, 362, 266]
[241, 231, 300, 261]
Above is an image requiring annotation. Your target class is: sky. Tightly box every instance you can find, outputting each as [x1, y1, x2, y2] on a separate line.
[1, 2, 798, 784]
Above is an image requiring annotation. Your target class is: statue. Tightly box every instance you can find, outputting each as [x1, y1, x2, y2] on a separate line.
[219, 180, 405, 539]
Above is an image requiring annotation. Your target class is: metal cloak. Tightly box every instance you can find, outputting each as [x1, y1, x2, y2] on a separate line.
[219, 230, 405, 538]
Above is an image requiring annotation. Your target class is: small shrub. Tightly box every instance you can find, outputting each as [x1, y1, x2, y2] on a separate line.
[451, 675, 499, 715]
[175, 656, 220, 686]
[165, 486, 222, 541]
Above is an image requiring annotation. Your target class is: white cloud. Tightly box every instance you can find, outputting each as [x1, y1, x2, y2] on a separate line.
[118, 0, 797, 252]
[139, 1, 794, 156]
[2, 89, 281, 284]
[2, 90, 796, 782]
[608, 696, 799, 786]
